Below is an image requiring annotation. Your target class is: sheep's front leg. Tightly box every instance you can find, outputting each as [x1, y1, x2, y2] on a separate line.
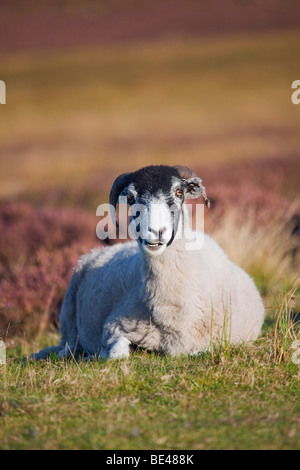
[100, 319, 132, 359]
[106, 336, 131, 359]
[101, 311, 156, 359]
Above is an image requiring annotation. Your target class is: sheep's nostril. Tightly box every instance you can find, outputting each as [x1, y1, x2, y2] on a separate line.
[147, 227, 168, 242]
[149, 227, 159, 237]
[159, 227, 167, 240]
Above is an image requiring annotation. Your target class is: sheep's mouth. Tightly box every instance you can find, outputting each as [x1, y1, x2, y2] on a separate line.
[140, 240, 167, 255]
[144, 241, 164, 251]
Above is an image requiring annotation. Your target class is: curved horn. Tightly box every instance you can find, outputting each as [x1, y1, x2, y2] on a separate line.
[173, 165, 197, 179]
[109, 172, 133, 225]
[109, 172, 133, 209]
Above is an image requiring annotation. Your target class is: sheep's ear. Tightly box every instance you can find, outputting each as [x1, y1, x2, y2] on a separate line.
[173, 165, 210, 207]
[184, 177, 210, 207]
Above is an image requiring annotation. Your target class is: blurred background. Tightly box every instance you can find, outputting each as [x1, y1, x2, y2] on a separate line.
[0, 0, 300, 338]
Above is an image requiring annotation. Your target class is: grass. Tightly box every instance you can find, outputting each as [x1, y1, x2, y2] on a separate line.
[0, 287, 299, 450]
[272, 283, 300, 364]
[0, 345, 299, 450]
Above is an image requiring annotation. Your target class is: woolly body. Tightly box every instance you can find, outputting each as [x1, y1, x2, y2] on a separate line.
[32, 165, 264, 360]
[34, 234, 264, 359]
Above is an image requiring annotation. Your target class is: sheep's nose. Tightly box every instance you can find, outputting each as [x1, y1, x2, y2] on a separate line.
[159, 227, 167, 241]
[149, 226, 167, 241]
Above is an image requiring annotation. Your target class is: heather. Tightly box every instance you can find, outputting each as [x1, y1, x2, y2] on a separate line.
[0, 203, 104, 337]
[202, 156, 300, 285]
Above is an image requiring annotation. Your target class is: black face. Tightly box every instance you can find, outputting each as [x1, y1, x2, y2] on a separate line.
[129, 165, 183, 202]
[119, 166, 186, 255]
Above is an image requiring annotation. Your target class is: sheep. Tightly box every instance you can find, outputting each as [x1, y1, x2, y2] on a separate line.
[31, 165, 265, 360]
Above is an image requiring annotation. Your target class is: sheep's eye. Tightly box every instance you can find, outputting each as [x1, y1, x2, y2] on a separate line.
[175, 188, 183, 198]
[127, 194, 135, 204]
